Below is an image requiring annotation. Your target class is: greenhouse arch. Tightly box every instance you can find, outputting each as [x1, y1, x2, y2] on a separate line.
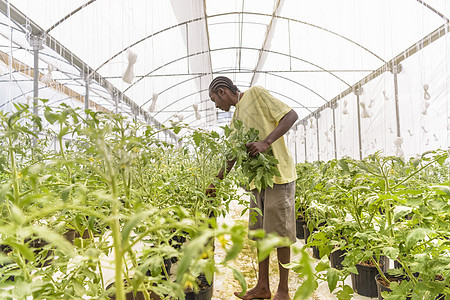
[0, 1, 449, 299]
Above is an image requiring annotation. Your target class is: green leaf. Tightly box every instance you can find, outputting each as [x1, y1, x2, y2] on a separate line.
[7, 240, 35, 262]
[405, 228, 430, 250]
[224, 226, 246, 263]
[257, 235, 290, 262]
[338, 159, 350, 173]
[327, 268, 339, 293]
[231, 266, 247, 297]
[205, 258, 215, 285]
[383, 247, 399, 260]
[193, 131, 202, 147]
[31, 226, 75, 257]
[59, 126, 70, 137]
[210, 131, 219, 139]
[293, 249, 318, 300]
[61, 185, 75, 202]
[172, 126, 181, 134]
[121, 210, 154, 247]
[336, 284, 354, 300]
[44, 110, 59, 124]
[11, 204, 26, 225]
[411, 158, 421, 168]
[393, 206, 412, 221]
[176, 231, 212, 281]
[430, 185, 450, 198]
[347, 265, 358, 274]
[315, 258, 330, 273]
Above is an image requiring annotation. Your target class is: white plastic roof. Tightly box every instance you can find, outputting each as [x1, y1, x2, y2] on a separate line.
[0, 0, 449, 158]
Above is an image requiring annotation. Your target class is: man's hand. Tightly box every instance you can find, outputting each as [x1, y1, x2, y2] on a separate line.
[245, 141, 270, 156]
[205, 183, 216, 197]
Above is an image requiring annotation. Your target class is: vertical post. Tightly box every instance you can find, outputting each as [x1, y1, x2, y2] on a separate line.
[33, 46, 39, 115]
[84, 73, 90, 118]
[303, 122, 307, 162]
[392, 64, 402, 138]
[354, 86, 363, 160]
[114, 91, 118, 114]
[315, 113, 320, 161]
[28, 34, 44, 146]
[331, 101, 338, 160]
[294, 127, 298, 165]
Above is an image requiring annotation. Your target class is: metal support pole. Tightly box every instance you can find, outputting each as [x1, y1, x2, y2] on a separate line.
[84, 73, 90, 118]
[331, 101, 338, 160]
[315, 113, 320, 161]
[303, 122, 307, 162]
[294, 128, 298, 165]
[114, 91, 118, 114]
[354, 86, 364, 160]
[392, 64, 402, 138]
[28, 34, 44, 146]
[33, 47, 39, 114]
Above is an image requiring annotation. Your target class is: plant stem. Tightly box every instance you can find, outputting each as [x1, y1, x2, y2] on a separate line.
[369, 256, 389, 283]
[58, 124, 72, 182]
[352, 192, 363, 231]
[14, 246, 32, 282]
[391, 159, 438, 190]
[94, 230, 105, 291]
[20, 183, 69, 197]
[8, 137, 20, 203]
[102, 141, 125, 300]
[379, 160, 394, 237]
[395, 257, 418, 284]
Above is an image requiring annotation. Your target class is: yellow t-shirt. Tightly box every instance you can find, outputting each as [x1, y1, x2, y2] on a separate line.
[232, 86, 297, 186]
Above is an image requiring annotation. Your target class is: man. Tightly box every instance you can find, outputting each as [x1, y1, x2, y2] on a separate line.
[207, 76, 298, 300]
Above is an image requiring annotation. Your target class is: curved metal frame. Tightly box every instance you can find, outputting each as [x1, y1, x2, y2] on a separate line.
[45, 0, 98, 34]
[91, 11, 388, 80]
[40, 2, 449, 75]
[160, 85, 316, 127]
[142, 66, 329, 115]
[123, 46, 352, 97]
[1, 0, 448, 131]
[179, 89, 314, 129]
[152, 68, 325, 123]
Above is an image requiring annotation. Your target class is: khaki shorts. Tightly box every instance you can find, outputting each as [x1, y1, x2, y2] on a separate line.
[248, 181, 296, 244]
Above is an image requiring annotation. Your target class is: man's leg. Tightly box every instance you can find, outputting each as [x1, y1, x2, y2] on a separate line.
[274, 246, 290, 300]
[234, 251, 271, 299]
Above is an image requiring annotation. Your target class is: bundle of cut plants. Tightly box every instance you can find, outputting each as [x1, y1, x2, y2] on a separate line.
[222, 119, 280, 192]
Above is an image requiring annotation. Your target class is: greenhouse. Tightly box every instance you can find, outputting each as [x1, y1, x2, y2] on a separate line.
[0, 0, 449, 299]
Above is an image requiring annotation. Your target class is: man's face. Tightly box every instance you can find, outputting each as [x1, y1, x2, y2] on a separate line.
[209, 89, 230, 111]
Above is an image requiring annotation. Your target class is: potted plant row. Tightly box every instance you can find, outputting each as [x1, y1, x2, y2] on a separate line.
[290, 150, 450, 300]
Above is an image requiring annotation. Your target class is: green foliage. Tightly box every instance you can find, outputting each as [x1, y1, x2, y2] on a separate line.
[223, 119, 280, 192]
[292, 150, 450, 298]
[0, 103, 253, 300]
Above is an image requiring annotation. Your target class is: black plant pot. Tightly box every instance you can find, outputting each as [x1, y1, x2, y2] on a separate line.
[185, 274, 213, 300]
[330, 248, 346, 270]
[64, 228, 91, 244]
[296, 217, 306, 239]
[302, 224, 320, 259]
[351, 261, 384, 297]
[375, 273, 411, 300]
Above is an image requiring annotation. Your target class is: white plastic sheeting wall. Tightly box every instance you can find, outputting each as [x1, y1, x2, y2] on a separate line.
[288, 33, 450, 162]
